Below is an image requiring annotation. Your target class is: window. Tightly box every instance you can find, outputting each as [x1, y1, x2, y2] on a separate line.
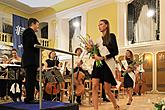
[2, 23, 13, 34]
[127, 0, 160, 44]
[40, 22, 48, 39]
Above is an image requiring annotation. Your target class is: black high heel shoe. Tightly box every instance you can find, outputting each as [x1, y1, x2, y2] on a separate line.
[114, 105, 120, 110]
[127, 98, 133, 105]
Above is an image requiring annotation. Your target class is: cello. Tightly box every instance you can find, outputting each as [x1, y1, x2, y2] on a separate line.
[74, 68, 85, 96]
[44, 69, 60, 95]
[69, 51, 86, 97]
[134, 65, 146, 95]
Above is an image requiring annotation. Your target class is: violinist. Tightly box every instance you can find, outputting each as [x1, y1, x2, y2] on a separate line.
[8, 48, 21, 64]
[8, 48, 23, 102]
[0, 55, 9, 100]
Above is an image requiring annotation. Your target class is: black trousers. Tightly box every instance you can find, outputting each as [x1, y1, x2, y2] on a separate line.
[24, 66, 38, 101]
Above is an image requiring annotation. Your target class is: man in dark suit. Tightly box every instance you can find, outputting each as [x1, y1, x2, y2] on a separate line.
[22, 18, 40, 104]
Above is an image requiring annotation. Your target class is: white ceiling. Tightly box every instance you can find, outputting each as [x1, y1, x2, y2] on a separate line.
[16, 0, 64, 7]
[0, 0, 63, 14]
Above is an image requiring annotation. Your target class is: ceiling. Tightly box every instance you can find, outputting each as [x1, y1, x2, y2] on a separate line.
[16, 0, 64, 7]
[0, 0, 64, 14]
[0, 0, 126, 15]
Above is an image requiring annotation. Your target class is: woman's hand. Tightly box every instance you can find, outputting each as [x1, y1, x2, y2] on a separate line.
[93, 54, 103, 61]
[77, 60, 83, 67]
[126, 67, 132, 73]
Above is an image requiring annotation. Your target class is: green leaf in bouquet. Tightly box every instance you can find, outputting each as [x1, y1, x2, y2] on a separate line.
[96, 60, 103, 67]
[154, 103, 163, 110]
[122, 72, 127, 77]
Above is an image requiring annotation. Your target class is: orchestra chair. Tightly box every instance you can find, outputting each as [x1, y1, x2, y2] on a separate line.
[60, 78, 71, 102]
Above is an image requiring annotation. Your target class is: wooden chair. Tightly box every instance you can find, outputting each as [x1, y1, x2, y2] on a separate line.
[60, 78, 71, 102]
[84, 79, 102, 105]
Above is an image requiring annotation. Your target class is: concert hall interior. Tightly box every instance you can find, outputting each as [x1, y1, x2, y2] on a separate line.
[0, 0, 165, 110]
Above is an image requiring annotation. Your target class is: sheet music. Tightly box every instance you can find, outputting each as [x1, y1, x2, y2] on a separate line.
[0, 64, 21, 68]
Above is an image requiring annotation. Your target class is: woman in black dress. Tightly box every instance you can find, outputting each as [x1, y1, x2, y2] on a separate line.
[121, 50, 135, 105]
[43, 51, 60, 101]
[92, 19, 119, 110]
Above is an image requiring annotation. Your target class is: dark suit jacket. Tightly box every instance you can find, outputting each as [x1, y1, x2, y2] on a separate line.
[22, 28, 40, 67]
[102, 33, 119, 59]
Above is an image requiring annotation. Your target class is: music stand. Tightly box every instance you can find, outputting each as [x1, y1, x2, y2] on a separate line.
[0, 64, 21, 101]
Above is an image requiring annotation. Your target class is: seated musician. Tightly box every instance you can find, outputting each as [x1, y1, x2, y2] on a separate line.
[66, 48, 94, 104]
[1, 55, 9, 64]
[74, 48, 85, 72]
[0, 55, 9, 78]
[134, 64, 146, 96]
[8, 48, 21, 64]
[71, 47, 86, 105]
[74, 47, 94, 76]
[81, 48, 112, 102]
[0, 55, 8, 100]
[8, 48, 23, 102]
[43, 51, 62, 101]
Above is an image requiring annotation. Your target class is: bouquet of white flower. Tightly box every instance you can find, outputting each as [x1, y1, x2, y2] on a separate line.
[154, 97, 165, 110]
[122, 54, 146, 76]
[78, 34, 103, 67]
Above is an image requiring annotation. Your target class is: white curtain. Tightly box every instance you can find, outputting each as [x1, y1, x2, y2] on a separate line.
[72, 27, 81, 52]
[134, 5, 156, 42]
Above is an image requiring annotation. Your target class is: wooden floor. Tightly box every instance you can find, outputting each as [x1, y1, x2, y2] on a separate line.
[79, 93, 165, 110]
[0, 93, 165, 110]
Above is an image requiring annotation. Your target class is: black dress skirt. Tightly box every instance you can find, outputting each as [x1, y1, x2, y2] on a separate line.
[91, 60, 117, 86]
[123, 60, 134, 88]
[91, 33, 118, 86]
[124, 73, 134, 88]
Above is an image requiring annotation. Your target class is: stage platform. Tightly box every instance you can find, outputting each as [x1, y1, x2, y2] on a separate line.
[0, 101, 79, 110]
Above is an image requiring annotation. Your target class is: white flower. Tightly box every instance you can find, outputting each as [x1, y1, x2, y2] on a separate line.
[162, 105, 165, 110]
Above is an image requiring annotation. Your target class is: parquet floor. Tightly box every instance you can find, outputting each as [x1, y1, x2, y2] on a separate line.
[79, 94, 165, 110]
[0, 93, 164, 110]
